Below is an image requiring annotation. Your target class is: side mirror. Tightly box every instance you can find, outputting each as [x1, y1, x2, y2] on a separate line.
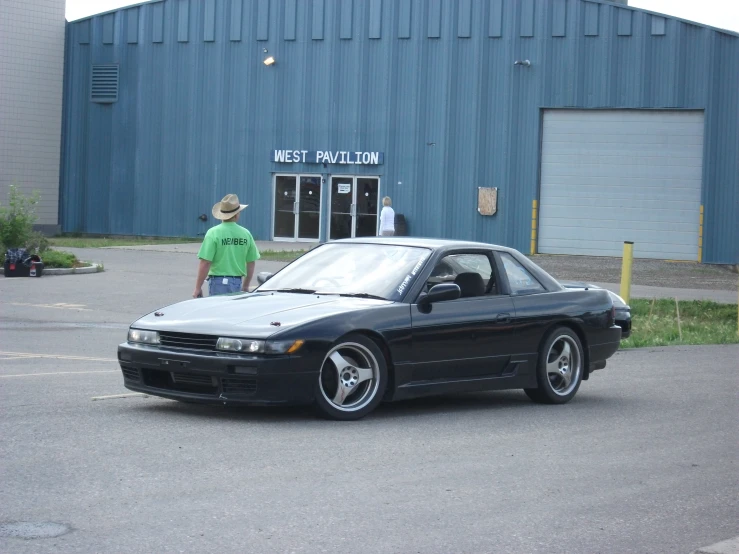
[257, 272, 273, 285]
[418, 283, 460, 312]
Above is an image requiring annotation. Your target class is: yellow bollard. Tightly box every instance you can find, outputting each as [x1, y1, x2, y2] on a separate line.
[620, 241, 634, 304]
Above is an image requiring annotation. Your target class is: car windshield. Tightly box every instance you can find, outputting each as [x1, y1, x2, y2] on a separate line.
[258, 243, 431, 301]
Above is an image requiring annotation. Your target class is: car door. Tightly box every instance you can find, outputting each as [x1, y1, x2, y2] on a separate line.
[409, 251, 516, 382]
[494, 251, 553, 372]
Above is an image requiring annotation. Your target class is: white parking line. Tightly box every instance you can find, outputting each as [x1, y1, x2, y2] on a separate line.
[91, 393, 148, 401]
[0, 354, 37, 360]
[0, 351, 117, 362]
[6, 302, 92, 311]
[0, 370, 117, 378]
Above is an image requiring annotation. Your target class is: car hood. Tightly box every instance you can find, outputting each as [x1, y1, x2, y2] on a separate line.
[132, 292, 391, 338]
[559, 281, 630, 309]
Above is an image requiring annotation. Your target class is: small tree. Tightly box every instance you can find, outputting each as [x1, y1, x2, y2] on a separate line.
[0, 185, 41, 251]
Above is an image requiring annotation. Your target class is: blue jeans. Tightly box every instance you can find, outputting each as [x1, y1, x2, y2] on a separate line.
[208, 276, 243, 296]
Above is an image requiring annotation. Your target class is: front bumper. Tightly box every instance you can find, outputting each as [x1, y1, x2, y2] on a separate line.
[117, 342, 319, 405]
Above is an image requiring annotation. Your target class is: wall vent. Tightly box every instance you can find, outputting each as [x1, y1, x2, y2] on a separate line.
[90, 64, 119, 103]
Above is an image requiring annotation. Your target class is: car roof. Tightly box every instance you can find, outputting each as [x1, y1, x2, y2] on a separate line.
[331, 236, 517, 253]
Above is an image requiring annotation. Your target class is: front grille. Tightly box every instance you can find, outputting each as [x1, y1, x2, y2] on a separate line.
[121, 366, 140, 382]
[138, 370, 257, 398]
[158, 331, 218, 351]
[172, 373, 216, 386]
[222, 377, 257, 396]
[142, 369, 218, 394]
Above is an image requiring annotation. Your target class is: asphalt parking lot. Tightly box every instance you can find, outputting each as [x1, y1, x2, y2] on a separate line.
[1, 247, 737, 553]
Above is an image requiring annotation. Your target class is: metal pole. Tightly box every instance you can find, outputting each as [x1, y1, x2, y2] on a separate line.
[620, 241, 634, 304]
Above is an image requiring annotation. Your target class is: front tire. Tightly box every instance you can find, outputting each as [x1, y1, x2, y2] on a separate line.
[314, 334, 387, 420]
[525, 327, 584, 404]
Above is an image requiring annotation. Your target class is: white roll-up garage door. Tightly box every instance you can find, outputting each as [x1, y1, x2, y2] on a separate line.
[538, 110, 704, 260]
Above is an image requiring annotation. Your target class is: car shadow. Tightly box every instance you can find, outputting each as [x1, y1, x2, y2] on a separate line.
[131, 400, 315, 423]
[375, 390, 531, 418]
[128, 388, 634, 423]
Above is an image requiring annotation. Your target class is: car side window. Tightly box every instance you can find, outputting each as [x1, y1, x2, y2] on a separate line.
[426, 253, 496, 297]
[499, 253, 545, 295]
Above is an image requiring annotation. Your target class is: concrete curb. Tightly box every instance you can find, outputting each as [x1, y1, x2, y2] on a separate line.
[1, 263, 103, 276]
[691, 536, 739, 554]
[71, 264, 101, 275]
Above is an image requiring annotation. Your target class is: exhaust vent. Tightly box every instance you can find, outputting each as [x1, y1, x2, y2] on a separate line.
[90, 64, 119, 103]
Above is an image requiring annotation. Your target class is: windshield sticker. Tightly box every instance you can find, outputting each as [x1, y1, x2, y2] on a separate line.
[396, 253, 428, 296]
[397, 275, 412, 295]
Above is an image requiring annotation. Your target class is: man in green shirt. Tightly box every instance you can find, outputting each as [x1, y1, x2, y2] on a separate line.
[192, 194, 261, 298]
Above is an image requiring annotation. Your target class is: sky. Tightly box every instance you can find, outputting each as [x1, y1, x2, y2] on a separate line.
[64, 0, 739, 33]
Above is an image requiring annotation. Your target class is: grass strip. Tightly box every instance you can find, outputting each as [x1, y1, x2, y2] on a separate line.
[47, 236, 307, 262]
[49, 236, 201, 248]
[259, 250, 306, 262]
[621, 298, 738, 349]
[41, 249, 86, 268]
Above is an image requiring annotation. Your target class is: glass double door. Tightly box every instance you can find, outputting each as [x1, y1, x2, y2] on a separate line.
[273, 175, 322, 241]
[329, 177, 380, 240]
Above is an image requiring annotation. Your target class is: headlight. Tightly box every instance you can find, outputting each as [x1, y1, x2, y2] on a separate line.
[217, 338, 264, 353]
[215, 338, 304, 354]
[128, 329, 160, 345]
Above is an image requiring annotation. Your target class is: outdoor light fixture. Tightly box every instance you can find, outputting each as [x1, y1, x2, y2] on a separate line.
[514, 59, 531, 67]
[263, 56, 276, 66]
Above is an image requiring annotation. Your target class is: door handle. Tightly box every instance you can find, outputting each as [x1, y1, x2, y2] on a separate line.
[350, 204, 356, 217]
[495, 313, 511, 324]
[293, 201, 299, 215]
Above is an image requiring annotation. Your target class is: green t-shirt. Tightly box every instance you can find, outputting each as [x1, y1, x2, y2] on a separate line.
[197, 222, 260, 277]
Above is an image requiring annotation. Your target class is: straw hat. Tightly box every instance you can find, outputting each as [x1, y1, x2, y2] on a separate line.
[212, 194, 248, 220]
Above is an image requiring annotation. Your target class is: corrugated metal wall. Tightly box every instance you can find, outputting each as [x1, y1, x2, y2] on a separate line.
[61, 0, 738, 263]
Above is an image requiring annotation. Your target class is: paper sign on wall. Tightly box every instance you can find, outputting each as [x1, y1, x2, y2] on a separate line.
[337, 184, 351, 194]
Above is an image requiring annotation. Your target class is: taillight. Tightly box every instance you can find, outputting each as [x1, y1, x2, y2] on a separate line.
[611, 305, 616, 325]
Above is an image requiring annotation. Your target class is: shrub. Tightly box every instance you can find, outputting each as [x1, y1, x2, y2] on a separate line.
[0, 185, 40, 251]
[27, 231, 50, 254]
[42, 249, 80, 269]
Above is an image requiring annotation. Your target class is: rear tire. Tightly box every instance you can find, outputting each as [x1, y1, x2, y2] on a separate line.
[314, 334, 387, 421]
[524, 327, 584, 404]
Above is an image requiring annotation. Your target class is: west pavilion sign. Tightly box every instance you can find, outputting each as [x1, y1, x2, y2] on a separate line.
[271, 150, 384, 165]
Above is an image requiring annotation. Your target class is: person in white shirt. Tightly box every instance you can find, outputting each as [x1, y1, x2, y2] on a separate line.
[378, 196, 395, 236]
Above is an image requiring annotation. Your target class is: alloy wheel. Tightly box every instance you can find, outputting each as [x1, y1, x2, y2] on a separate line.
[319, 342, 380, 412]
[545, 335, 582, 396]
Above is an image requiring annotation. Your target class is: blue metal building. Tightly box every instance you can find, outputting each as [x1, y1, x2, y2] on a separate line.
[61, 0, 738, 263]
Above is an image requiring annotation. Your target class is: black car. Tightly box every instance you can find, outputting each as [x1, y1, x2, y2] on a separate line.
[118, 238, 623, 420]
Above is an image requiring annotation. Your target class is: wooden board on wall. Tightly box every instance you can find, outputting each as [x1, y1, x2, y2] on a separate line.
[478, 187, 498, 216]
